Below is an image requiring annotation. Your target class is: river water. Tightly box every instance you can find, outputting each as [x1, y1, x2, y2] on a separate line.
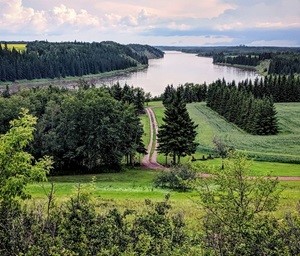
[96, 51, 259, 96]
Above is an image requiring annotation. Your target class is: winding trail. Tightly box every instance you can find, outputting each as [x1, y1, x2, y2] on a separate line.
[141, 108, 300, 181]
[141, 107, 164, 170]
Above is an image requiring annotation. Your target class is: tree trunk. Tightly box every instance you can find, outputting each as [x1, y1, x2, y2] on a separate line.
[173, 152, 176, 165]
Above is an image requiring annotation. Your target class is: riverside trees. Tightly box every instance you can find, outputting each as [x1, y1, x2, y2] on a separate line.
[158, 87, 198, 165]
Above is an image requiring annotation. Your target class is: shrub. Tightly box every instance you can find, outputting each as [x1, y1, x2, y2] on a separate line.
[154, 164, 196, 191]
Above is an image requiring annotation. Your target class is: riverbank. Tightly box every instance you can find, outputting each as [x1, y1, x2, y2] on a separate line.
[214, 60, 269, 76]
[0, 64, 148, 92]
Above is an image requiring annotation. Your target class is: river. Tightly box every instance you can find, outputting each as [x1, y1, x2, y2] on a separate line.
[97, 51, 259, 96]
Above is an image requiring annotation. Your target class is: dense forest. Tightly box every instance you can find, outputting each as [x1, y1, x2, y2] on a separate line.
[162, 74, 300, 104]
[213, 53, 300, 75]
[0, 83, 147, 174]
[212, 53, 272, 67]
[206, 79, 278, 135]
[0, 41, 164, 82]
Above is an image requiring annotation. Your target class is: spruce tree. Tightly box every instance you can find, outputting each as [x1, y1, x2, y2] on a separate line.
[158, 87, 198, 165]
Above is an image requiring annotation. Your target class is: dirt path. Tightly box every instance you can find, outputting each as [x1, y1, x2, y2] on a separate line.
[141, 109, 300, 181]
[197, 173, 300, 181]
[141, 107, 164, 170]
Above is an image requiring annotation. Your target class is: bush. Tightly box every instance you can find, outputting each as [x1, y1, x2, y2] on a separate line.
[154, 164, 196, 191]
[0, 191, 189, 256]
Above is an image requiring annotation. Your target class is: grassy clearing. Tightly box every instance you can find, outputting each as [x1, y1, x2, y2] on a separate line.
[1, 43, 26, 51]
[26, 169, 300, 227]
[26, 169, 203, 229]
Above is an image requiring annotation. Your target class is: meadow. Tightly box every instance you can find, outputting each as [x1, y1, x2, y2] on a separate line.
[1, 43, 26, 51]
[150, 101, 300, 166]
[27, 168, 300, 228]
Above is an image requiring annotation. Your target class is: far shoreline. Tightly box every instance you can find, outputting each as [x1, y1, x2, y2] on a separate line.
[0, 64, 148, 93]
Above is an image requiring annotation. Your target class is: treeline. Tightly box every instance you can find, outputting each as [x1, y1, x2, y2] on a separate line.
[0, 41, 156, 82]
[0, 84, 146, 174]
[158, 45, 300, 56]
[238, 75, 300, 102]
[207, 79, 278, 135]
[213, 52, 300, 75]
[269, 54, 300, 75]
[161, 75, 300, 106]
[162, 83, 207, 105]
[213, 53, 272, 66]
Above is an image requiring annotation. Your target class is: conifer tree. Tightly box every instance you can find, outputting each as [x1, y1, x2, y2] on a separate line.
[158, 87, 198, 165]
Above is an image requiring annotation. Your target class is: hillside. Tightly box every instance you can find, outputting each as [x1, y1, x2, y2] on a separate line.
[0, 41, 163, 82]
[128, 44, 164, 59]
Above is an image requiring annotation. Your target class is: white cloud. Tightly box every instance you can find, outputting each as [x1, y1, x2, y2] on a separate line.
[51, 4, 100, 27]
[0, 0, 46, 33]
[0, 0, 299, 46]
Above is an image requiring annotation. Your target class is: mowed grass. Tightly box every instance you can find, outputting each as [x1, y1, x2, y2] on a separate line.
[1, 43, 27, 51]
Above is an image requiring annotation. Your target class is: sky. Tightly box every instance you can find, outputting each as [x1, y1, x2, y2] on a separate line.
[0, 0, 300, 46]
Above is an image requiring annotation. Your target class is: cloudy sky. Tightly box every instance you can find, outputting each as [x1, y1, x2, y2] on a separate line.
[1, 0, 299, 46]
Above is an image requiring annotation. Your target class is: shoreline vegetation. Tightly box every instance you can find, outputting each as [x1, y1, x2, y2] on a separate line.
[0, 64, 148, 92]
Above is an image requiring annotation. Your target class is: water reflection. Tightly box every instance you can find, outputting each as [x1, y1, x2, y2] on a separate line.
[96, 51, 259, 96]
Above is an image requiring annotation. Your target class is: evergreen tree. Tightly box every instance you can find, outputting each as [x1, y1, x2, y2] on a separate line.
[158, 87, 198, 164]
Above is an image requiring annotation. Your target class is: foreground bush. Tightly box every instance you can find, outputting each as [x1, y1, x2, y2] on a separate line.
[198, 152, 300, 256]
[0, 192, 191, 256]
[154, 164, 196, 191]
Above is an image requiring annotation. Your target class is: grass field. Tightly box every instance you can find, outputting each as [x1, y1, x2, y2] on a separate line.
[1, 43, 26, 51]
[148, 101, 300, 175]
[188, 102, 300, 164]
[26, 169, 300, 226]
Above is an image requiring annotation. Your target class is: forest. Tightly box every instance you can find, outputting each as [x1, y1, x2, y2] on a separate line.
[0, 41, 164, 82]
[0, 83, 146, 174]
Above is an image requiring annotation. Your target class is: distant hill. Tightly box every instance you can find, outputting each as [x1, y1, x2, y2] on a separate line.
[128, 44, 164, 59]
[0, 41, 163, 82]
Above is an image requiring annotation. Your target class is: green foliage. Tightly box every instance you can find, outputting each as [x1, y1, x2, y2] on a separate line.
[158, 87, 199, 164]
[0, 108, 52, 202]
[0, 189, 188, 256]
[198, 152, 283, 255]
[0, 87, 145, 174]
[154, 165, 196, 191]
[0, 41, 152, 82]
